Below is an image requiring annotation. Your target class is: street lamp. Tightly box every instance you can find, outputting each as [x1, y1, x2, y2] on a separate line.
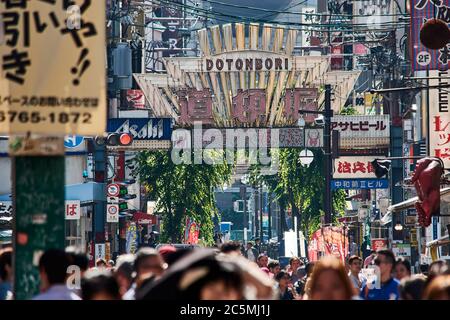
[394, 223, 403, 231]
[298, 149, 314, 167]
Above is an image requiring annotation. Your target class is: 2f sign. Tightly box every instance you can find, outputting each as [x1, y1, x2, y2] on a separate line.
[66, 200, 81, 220]
[417, 51, 431, 67]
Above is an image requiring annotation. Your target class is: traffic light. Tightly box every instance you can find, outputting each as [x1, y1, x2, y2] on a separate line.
[118, 182, 137, 213]
[95, 133, 133, 146]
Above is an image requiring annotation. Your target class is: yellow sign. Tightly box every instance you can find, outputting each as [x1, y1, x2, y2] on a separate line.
[0, 1, 106, 135]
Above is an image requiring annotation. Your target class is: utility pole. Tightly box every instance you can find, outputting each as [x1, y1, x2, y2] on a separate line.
[324, 84, 333, 225]
[260, 183, 263, 242]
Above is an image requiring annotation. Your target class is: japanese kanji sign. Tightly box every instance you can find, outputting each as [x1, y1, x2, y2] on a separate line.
[429, 70, 450, 168]
[333, 156, 378, 179]
[331, 115, 390, 148]
[331, 179, 389, 190]
[411, 0, 450, 71]
[0, 0, 106, 135]
[65, 200, 80, 220]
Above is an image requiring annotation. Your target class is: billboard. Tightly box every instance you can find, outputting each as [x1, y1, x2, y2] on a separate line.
[333, 156, 378, 179]
[411, 0, 450, 71]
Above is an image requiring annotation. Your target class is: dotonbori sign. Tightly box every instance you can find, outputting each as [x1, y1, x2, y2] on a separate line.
[203, 52, 292, 72]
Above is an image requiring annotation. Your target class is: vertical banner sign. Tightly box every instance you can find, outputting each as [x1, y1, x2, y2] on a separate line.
[0, 1, 106, 135]
[160, 0, 182, 57]
[429, 70, 450, 168]
[126, 222, 138, 254]
[411, 0, 450, 71]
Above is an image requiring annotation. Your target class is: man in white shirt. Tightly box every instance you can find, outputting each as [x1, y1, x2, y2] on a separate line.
[33, 249, 81, 300]
[348, 255, 366, 290]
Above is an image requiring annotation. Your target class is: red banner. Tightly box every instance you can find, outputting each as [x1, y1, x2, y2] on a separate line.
[184, 216, 200, 244]
[308, 226, 348, 263]
[371, 238, 388, 252]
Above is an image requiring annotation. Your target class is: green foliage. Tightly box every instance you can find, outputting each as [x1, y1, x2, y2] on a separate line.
[249, 148, 347, 240]
[134, 150, 233, 245]
[339, 106, 359, 115]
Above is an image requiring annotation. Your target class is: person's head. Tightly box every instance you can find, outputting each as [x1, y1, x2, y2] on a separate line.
[275, 270, 291, 288]
[423, 275, 450, 300]
[114, 254, 135, 296]
[268, 260, 281, 276]
[398, 274, 427, 300]
[0, 247, 12, 282]
[65, 247, 89, 276]
[307, 256, 355, 300]
[96, 258, 107, 268]
[296, 266, 307, 279]
[220, 241, 242, 256]
[180, 259, 244, 300]
[348, 255, 363, 275]
[257, 254, 268, 268]
[246, 242, 254, 250]
[38, 249, 70, 291]
[158, 245, 177, 265]
[394, 257, 411, 281]
[289, 257, 301, 271]
[134, 247, 165, 277]
[81, 270, 121, 300]
[254, 238, 260, 245]
[305, 261, 316, 278]
[108, 260, 115, 268]
[374, 250, 396, 278]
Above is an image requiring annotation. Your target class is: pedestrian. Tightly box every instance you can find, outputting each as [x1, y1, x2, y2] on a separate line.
[268, 260, 281, 278]
[394, 257, 411, 281]
[220, 241, 242, 256]
[363, 250, 376, 268]
[398, 274, 427, 300]
[81, 269, 121, 300]
[33, 249, 81, 300]
[348, 255, 366, 290]
[294, 261, 315, 296]
[287, 257, 302, 284]
[360, 249, 400, 300]
[275, 271, 296, 300]
[254, 237, 261, 254]
[305, 256, 357, 300]
[423, 275, 450, 300]
[108, 260, 115, 269]
[244, 242, 258, 262]
[123, 247, 166, 300]
[256, 254, 269, 269]
[0, 248, 12, 300]
[65, 246, 89, 277]
[113, 254, 135, 298]
[95, 258, 107, 269]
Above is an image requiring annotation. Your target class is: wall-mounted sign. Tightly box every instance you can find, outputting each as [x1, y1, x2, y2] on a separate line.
[65, 200, 81, 220]
[203, 51, 292, 72]
[429, 70, 450, 168]
[371, 238, 388, 252]
[331, 179, 389, 190]
[107, 118, 173, 141]
[106, 204, 119, 223]
[331, 115, 390, 148]
[64, 136, 84, 149]
[126, 90, 146, 109]
[392, 243, 411, 257]
[333, 156, 377, 179]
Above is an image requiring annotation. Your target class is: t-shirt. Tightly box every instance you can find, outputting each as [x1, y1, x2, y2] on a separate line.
[360, 278, 400, 300]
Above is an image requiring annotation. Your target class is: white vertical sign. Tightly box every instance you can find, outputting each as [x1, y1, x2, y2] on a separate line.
[106, 204, 119, 223]
[301, 7, 318, 47]
[65, 200, 81, 220]
[95, 244, 106, 261]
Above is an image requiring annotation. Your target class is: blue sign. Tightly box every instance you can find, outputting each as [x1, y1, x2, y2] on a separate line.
[107, 118, 173, 140]
[331, 179, 389, 190]
[64, 135, 84, 148]
[432, 216, 438, 240]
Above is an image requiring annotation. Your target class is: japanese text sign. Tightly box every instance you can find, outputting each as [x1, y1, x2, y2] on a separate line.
[0, 0, 106, 135]
[429, 70, 450, 168]
[411, 0, 450, 71]
[333, 156, 378, 179]
[331, 115, 390, 148]
[331, 179, 389, 189]
[65, 200, 80, 220]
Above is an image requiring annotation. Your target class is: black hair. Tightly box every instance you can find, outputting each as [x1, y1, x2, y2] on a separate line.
[399, 275, 427, 300]
[0, 248, 12, 281]
[181, 260, 243, 299]
[164, 248, 193, 266]
[81, 270, 121, 300]
[220, 241, 241, 253]
[66, 247, 89, 271]
[38, 249, 70, 285]
[134, 248, 159, 272]
[376, 249, 396, 266]
[348, 255, 363, 265]
[275, 270, 289, 282]
[268, 260, 280, 269]
[395, 257, 411, 274]
[305, 261, 316, 276]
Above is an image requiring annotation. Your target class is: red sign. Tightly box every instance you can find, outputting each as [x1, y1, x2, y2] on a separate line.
[126, 90, 146, 109]
[133, 211, 157, 224]
[308, 226, 348, 263]
[115, 151, 125, 181]
[371, 238, 388, 252]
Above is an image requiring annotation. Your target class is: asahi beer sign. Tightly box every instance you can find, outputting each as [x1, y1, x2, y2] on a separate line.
[203, 51, 292, 72]
[107, 118, 173, 140]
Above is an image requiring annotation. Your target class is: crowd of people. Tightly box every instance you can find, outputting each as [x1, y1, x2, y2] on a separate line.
[0, 242, 449, 300]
